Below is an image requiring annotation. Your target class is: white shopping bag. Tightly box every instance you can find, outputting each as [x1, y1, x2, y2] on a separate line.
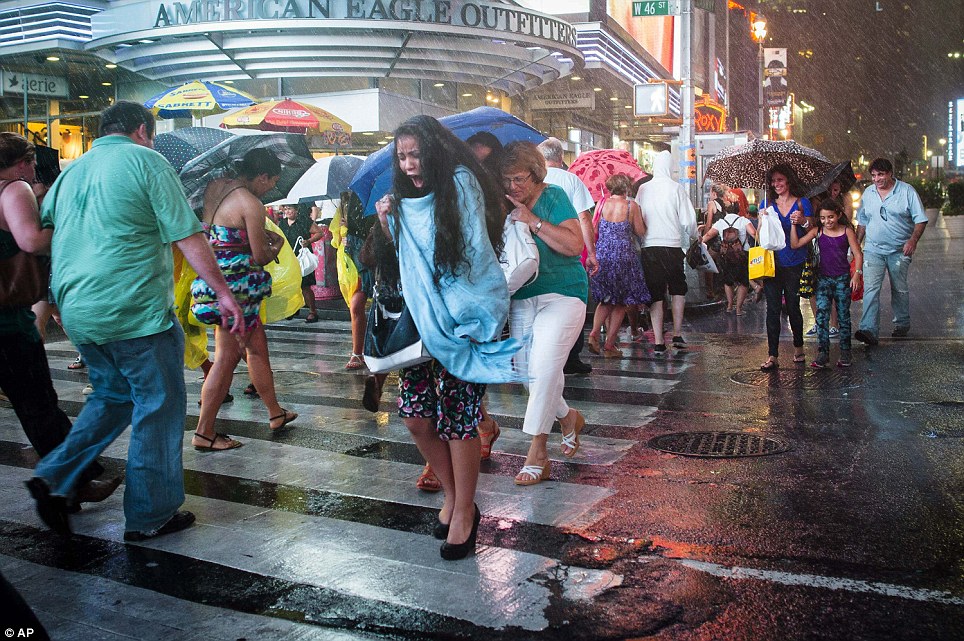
[757, 206, 787, 251]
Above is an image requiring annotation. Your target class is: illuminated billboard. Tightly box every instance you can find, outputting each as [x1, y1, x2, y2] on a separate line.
[955, 98, 964, 169]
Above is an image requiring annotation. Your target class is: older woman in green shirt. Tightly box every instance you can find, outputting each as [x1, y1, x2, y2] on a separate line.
[501, 142, 588, 486]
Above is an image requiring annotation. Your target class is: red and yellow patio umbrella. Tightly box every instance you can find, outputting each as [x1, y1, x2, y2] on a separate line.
[221, 98, 351, 146]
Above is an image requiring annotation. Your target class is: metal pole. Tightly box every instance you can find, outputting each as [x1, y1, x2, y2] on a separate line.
[724, 0, 730, 114]
[680, 0, 697, 204]
[758, 43, 765, 137]
[23, 89, 28, 137]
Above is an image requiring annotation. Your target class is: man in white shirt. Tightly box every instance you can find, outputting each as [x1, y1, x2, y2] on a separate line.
[635, 150, 699, 352]
[538, 138, 596, 374]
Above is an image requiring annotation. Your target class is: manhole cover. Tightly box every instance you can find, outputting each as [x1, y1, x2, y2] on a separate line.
[649, 431, 790, 458]
[731, 369, 862, 389]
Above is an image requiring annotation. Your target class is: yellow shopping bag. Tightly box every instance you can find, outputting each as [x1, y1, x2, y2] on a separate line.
[748, 246, 775, 279]
[260, 217, 304, 325]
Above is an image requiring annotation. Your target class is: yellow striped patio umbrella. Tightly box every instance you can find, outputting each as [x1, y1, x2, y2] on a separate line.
[144, 81, 257, 119]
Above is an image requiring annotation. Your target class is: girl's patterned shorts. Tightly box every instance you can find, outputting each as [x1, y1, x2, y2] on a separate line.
[397, 360, 486, 441]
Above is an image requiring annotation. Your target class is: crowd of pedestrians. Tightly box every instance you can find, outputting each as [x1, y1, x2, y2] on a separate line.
[0, 101, 928, 567]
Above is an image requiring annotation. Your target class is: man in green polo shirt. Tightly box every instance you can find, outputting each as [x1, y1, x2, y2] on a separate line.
[26, 101, 244, 541]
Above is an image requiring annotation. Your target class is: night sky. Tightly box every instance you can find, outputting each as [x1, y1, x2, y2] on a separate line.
[760, 0, 964, 169]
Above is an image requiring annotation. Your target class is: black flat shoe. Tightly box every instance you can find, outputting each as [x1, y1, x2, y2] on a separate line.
[124, 510, 196, 542]
[440, 504, 481, 561]
[26, 477, 71, 535]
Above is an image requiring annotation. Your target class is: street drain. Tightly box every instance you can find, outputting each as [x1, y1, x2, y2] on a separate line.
[649, 431, 790, 458]
[731, 369, 862, 389]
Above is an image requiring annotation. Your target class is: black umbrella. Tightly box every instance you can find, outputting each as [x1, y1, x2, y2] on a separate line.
[179, 132, 316, 210]
[155, 127, 236, 172]
[806, 161, 857, 199]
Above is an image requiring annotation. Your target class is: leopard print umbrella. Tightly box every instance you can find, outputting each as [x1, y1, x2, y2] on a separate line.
[706, 139, 833, 189]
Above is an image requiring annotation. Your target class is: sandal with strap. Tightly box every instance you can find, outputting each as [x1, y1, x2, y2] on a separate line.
[587, 334, 602, 355]
[67, 355, 86, 370]
[514, 463, 550, 486]
[269, 409, 298, 431]
[560, 410, 585, 458]
[345, 353, 366, 370]
[760, 357, 779, 371]
[416, 464, 442, 492]
[478, 419, 501, 460]
[193, 432, 243, 452]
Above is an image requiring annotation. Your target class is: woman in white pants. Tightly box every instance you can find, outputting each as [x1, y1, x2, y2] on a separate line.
[500, 142, 589, 486]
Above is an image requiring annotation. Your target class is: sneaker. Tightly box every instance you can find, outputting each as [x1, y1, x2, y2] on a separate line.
[563, 359, 592, 375]
[829, 326, 839, 337]
[854, 329, 879, 346]
[837, 351, 852, 368]
[891, 326, 909, 338]
[805, 325, 817, 337]
[82, 384, 94, 395]
[124, 511, 196, 542]
[810, 352, 829, 369]
[671, 336, 687, 349]
[653, 344, 667, 354]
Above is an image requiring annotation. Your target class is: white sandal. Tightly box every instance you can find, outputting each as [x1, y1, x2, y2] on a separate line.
[345, 353, 366, 370]
[514, 463, 550, 486]
[560, 410, 585, 458]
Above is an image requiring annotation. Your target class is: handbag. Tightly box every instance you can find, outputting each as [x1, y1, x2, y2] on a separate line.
[748, 245, 775, 279]
[294, 236, 319, 277]
[757, 207, 787, 251]
[500, 213, 539, 295]
[363, 284, 431, 374]
[685, 237, 707, 269]
[0, 180, 50, 308]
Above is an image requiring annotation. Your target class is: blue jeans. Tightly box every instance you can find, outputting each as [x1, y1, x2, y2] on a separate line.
[33, 322, 187, 533]
[815, 274, 852, 354]
[859, 251, 912, 337]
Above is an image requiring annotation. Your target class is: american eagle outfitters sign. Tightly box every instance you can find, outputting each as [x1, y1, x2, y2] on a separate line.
[143, 0, 576, 47]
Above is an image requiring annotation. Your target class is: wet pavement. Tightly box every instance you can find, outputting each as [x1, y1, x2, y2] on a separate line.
[0, 210, 961, 640]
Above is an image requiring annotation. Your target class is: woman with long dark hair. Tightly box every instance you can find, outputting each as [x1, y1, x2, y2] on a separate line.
[373, 115, 517, 561]
[759, 163, 813, 370]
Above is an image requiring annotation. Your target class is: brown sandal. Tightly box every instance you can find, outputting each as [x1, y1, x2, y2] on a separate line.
[269, 409, 298, 431]
[479, 419, 501, 460]
[416, 464, 442, 492]
[193, 432, 243, 452]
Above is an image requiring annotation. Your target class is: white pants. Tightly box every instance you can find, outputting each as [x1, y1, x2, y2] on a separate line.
[510, 293, 586, 436]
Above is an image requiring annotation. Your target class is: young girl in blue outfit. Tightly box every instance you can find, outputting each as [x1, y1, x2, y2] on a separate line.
[790, 199, 863, 368]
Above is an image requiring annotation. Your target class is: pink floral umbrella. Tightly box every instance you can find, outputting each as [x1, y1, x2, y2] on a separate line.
[569, 149, 648, 201]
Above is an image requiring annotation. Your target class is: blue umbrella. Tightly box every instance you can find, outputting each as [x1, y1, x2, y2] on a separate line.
[154, 127, 235, 172]
[348, 107, 546, 214]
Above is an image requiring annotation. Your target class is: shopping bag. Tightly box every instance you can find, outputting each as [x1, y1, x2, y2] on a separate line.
[798, 256, 816, 298]
[748, 246, 775, 279]
[295, 236, 319, 277]
[261, 218, 304, 324]
[330, 200, 360, 305]
[172, 247, 210, 370]
[757, 207, 787, 251]
[500, 214, 539, 294]
[696, 242, 718, 274]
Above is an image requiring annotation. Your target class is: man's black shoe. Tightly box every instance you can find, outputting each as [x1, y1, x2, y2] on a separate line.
[25, 478, 71, 535]
[563, 359, 592, 375]
[854, 330, 879, 346]
[892, 326, 910, 338]
[124, 511, 196, 542]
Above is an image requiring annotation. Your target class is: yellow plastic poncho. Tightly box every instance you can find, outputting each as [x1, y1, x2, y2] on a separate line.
[330, 199, 359, 305]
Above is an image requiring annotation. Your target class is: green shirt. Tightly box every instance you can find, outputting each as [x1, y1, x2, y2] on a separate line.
[41, 135, 202, 345]
[512, 184, 589, 303]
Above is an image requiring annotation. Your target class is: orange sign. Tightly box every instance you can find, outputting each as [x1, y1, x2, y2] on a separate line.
[695, 97, 727, 133]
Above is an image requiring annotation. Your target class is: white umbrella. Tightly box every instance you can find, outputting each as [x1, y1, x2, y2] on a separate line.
[267, 155, 365, 206]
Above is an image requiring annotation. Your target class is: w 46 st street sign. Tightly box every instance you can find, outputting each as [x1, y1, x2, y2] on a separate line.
[632, 1, 679, 17]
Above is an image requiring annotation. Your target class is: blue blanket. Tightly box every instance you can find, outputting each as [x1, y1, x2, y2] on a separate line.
[394, 167, 522, 384]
